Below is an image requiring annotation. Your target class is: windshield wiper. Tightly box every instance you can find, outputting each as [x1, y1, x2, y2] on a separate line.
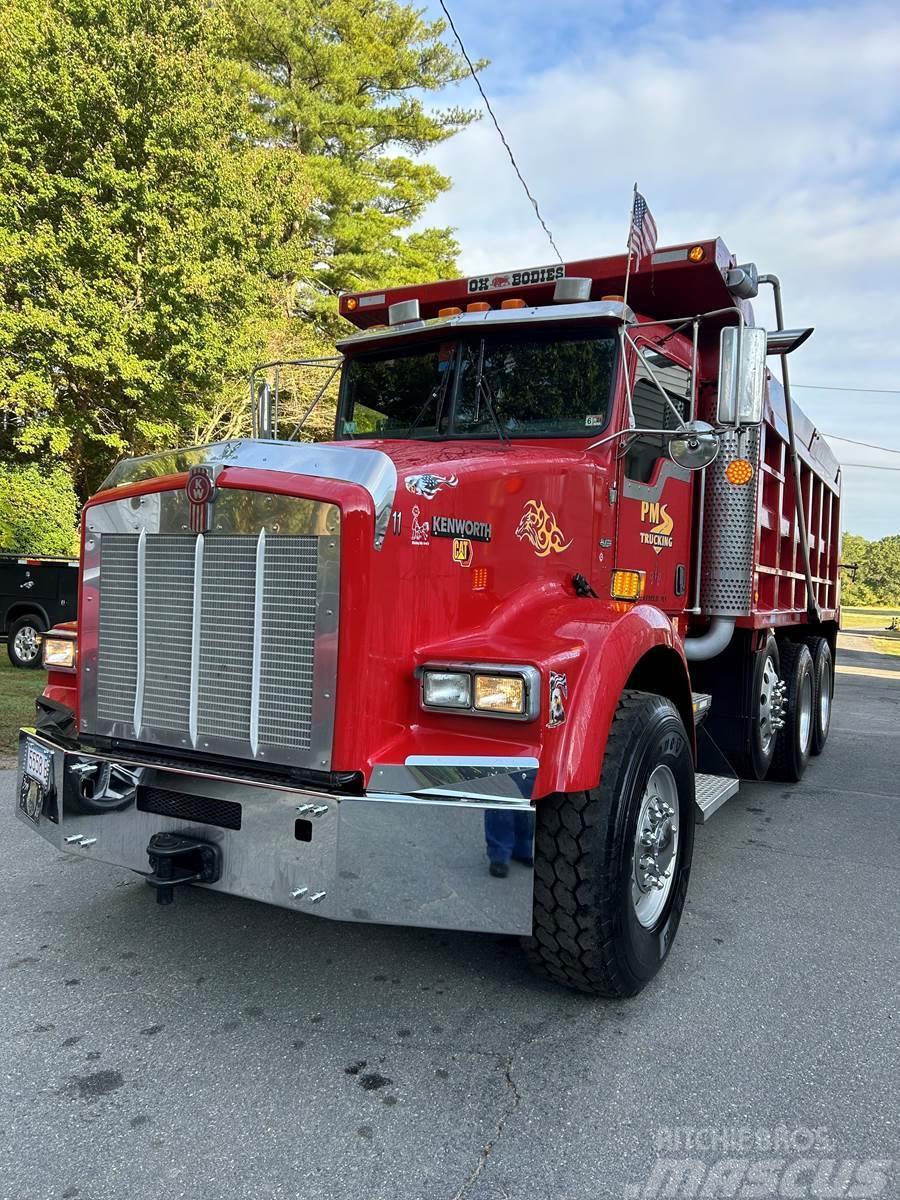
[404, 353, 454, 438]
[472, 341, 507, 444]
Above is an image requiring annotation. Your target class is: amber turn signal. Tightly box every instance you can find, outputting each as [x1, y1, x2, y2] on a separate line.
[688, 245, 705, 262]
[610, 570, 646, 602]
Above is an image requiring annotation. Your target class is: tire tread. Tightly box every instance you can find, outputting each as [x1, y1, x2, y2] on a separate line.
[524, 690, 690, 998]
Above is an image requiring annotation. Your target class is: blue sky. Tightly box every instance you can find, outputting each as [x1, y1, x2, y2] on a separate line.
[417, 0, 900, 539]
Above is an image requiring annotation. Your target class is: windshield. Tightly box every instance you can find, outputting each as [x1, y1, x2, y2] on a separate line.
[338, 329, 617, 440]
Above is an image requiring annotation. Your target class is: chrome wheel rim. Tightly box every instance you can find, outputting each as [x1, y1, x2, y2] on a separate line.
[819, 661, 831, 736]
[798, 670, 814, 754]
[632, 765, 679, 929]
[13, 625, 39, 663]
[758, 654, 780, 754]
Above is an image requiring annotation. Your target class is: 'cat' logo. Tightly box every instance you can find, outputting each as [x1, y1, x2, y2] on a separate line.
[639, 502, 674, 555]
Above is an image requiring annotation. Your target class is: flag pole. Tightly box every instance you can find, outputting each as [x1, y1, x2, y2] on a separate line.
[621, 181, 637, 316]
[620, 182, 637, 426]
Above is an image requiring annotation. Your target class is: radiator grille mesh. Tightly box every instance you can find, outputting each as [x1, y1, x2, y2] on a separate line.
[96, 537, 139, 726]
[96, 530, 323, 758]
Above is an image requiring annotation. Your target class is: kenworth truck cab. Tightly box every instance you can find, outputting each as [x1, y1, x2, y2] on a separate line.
[16, 238, 841, 997]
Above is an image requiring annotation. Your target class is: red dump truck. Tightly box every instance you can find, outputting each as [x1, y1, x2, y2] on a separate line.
[16, 236, 840, 996]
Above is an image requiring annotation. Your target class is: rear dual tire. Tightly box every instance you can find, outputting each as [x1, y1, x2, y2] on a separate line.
[770, 641, 815, 782]
[741, 634, 832, 783]
[739, 636, 781, 781]
[525, 691, 695, 998]
[805, 636, 833, 756]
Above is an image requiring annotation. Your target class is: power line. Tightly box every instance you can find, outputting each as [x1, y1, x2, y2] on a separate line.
[840, 462, 900, 472]
[438, 0, 564, 265]
[793, 383, 900, 395]
[825, 434, 900, 455]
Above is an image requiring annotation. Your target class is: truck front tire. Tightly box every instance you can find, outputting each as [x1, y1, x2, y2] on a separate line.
[525, 690, 695, 998]
[7, 613, 45, 669]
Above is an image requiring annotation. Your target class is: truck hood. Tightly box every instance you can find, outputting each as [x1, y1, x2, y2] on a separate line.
[97, 436, 598, 548]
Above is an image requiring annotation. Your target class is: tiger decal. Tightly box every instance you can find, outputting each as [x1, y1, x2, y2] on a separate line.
[515, 499, 573, 557]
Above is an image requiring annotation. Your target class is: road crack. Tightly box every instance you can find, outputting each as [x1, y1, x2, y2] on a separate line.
[449, 1051, 521, 1200]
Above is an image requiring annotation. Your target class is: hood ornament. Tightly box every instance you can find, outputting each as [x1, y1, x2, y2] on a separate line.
[186, 465, 216, 534]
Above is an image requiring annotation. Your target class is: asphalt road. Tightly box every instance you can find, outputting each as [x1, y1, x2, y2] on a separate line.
[2, 639, 898, 1200]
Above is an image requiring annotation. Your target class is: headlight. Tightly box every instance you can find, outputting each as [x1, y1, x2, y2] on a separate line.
[42, 636, 76, 671]
[422, 671, 471, 709]
[473, 674, 526, 715]
[419, 664, 539, 721]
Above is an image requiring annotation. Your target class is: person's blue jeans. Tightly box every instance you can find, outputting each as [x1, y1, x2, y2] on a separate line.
[484, 810, 532, 865]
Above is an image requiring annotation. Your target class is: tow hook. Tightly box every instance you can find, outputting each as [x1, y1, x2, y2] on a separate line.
[145, 832, 222, 905]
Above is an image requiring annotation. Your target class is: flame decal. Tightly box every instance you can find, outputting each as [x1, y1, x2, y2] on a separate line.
[515, 499, 573, 557]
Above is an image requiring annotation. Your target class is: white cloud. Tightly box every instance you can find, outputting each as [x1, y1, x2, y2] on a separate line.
[419, 0, 900, 536]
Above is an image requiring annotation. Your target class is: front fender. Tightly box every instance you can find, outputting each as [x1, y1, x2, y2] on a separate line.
[405, 586, 690, 800]
[543, 603, 692, 797]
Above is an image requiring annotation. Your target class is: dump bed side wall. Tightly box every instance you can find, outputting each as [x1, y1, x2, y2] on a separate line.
[747, 378, 841, 627]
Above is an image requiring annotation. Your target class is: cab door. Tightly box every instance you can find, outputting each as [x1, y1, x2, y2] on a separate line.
[615, 345, 694, 613]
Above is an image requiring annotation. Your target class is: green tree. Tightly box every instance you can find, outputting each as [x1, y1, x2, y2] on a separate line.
[226, 0, 476, 310]
[841, 532, 900, 607]
[840, 532, 874, 606]
[0, 0, 312, 496]
[863, 535, 900, 607]
[0, 464, 78, 554]
[220, 0, 480, 440]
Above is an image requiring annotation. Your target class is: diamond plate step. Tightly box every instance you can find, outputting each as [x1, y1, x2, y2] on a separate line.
[694, 772, 740, 823]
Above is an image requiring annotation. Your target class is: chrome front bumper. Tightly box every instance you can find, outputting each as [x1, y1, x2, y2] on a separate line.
[14, 730, 535, 936]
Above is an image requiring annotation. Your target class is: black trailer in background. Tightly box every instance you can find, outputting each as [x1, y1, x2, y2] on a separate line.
[1, 554, 79, 668]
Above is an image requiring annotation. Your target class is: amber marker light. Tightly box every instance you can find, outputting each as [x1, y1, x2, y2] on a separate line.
[724, 458, 754, 486]
[500, 298, 526, 309]
[438, 306, 462, 318]
[345, 296, 359, 310]
[466, 301, 491, 312]
[688, 245, 705, 262]
[610, 569, 646, 602]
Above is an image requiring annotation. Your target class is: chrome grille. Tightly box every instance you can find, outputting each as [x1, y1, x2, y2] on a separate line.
[96, 537, 139, 726]
[87, 490, 339, 769]
[195, 537, 259, 743]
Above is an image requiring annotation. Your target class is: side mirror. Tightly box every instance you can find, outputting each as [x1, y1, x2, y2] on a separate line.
[716, 325, 767, 426]
[668, 421, 720, 471]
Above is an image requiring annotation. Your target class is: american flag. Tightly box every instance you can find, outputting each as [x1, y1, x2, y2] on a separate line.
[629, 190, 658, 260]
